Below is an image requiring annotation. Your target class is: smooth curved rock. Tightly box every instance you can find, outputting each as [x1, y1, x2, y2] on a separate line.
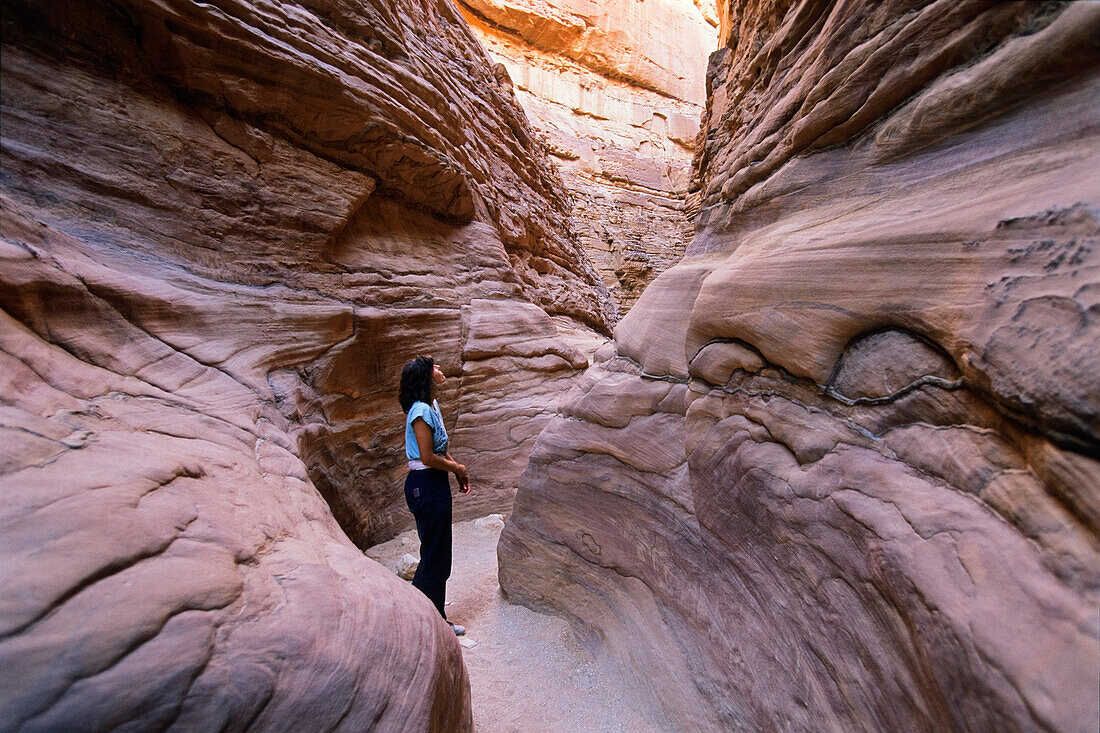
[1, 0, 614, 728]
[501, 2, 1100, 730]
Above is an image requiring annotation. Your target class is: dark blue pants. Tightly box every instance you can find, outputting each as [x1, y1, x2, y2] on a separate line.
[404, 468, 452, 619]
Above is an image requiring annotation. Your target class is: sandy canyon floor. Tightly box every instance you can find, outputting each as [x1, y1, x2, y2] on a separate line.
[367, 515, 652, 732]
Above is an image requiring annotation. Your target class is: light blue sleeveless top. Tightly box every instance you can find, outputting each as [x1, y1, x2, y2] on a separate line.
[405, 400, 448, 461]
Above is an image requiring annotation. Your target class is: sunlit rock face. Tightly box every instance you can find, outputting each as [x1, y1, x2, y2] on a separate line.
[457, 0, 718, 311]
[0, 0, 615, 728]
[500, 1, 1100, 729]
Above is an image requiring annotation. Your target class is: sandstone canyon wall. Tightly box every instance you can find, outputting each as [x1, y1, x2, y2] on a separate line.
[456, 0, 718, 310]
[500, 1, 1100, 730]
[0, 0, 614, 728]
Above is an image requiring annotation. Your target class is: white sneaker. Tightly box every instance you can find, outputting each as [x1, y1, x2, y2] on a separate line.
[449, 622, 465, 636]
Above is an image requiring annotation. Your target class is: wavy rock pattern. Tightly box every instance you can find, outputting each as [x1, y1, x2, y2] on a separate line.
[0, 0, 614, 728]
[501, 1, 1100, 729]
[457, 0, 718, 310]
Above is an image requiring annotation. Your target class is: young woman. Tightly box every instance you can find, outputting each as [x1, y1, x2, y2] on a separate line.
[398, 355, 470, 636]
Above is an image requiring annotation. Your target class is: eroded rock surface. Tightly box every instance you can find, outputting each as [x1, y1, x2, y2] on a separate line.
[501, 2, 1100, 729]
[0, 0, 613, 728]
[457, 0, 718, 310]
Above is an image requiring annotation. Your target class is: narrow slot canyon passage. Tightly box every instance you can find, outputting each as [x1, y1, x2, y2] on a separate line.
[367, 517, 653, 732]
[2, 0, 1097, 730]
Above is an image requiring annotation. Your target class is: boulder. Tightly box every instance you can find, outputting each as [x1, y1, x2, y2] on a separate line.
[398, 554, 421, 581]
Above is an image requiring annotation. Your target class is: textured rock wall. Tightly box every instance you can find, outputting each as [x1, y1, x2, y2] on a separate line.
[0, 0, 613, 728]
[500, 1, 1100, 730]
[457, 0, 718, 310]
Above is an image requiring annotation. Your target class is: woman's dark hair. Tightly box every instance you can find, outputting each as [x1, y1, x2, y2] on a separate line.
[399, 355, 434, 413]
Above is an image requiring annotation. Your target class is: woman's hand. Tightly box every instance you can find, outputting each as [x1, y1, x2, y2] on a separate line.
[446, 450, 470, 494]
[454, 464, 470, 494]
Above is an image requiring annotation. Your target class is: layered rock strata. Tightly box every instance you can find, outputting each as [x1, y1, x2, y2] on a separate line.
[0, 0, 613, 728]
[501, 1, 1100, 730]
[457, 0, 718, 310]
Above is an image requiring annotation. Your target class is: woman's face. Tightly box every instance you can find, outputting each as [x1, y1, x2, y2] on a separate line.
[431, 363, 446, 386]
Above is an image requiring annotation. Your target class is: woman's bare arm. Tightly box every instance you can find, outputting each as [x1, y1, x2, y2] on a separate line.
[412, 419, 467, 486]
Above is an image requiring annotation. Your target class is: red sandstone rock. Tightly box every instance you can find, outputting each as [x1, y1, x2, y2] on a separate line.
[457, 0, 718, 311]
[460, 0, 716, 103]
[501, 2, 1100, 729]
[0, 0, 614, 728]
